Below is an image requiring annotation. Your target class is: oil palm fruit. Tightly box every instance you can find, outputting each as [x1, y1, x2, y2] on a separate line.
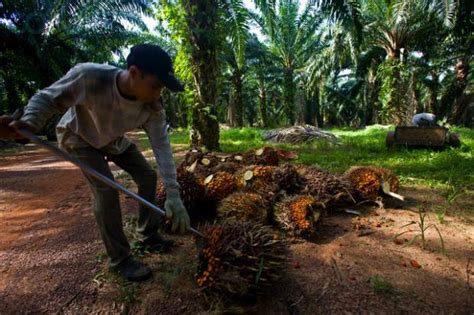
[216, 192, 270, 223]
[204, 171, 237, 201]
[297, 165, 355, 209]
[274, 195, 323, 237]
[183, 149, 204, 166]
[274, 164, 304, 193]
[344, 166, 400, 201]
[211, 161, 241, 174]
[195, 220, 287, 301]
[243, 147, 280, 166]
[235, 165, 279, 196]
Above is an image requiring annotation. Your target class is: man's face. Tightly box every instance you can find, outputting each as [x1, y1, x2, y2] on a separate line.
[130, 67, 164, 102]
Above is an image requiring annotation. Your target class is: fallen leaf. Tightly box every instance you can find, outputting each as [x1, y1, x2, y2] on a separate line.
[394, 239, 404, 245]
[276, 149, 298, 160]
[410, 260, 421, 269]
[358, 228, 375, 237]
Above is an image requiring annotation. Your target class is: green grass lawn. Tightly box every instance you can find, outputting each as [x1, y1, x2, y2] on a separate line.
[153, 125, 473, 191]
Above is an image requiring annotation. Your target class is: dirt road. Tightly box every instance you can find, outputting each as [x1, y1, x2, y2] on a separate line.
[0, 145, 103, 313]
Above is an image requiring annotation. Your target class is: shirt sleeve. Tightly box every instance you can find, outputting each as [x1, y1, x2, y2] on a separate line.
[143, 108, 180, 195]
[20, 64, 86, 132]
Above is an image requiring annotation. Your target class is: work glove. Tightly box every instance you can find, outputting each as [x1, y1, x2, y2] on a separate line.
[164, 189, 191, 234]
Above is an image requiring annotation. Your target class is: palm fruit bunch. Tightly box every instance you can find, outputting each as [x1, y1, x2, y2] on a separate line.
[344, 166, 399, 201]
[216, 192, 270, 224]
[274, 195, 323, 237]
[156, 181, 167, 209]
[243, 147, 280, 166]
[195, 220, 287, 300]
[200, 153, 220, 169]
[176, 166, 207, 208]
[180, 150, 218, 179]
[374, 166, 399, 192]
[297, 165, 355, 209]
[156, 166, 210, 223]
[274, 164, 304, 193]
[228, 153, 245, 164]
[235, 165, 279, 196]
[211, 161, 241, 174]
[183, 149, 204, 166]
[204, 171, 237, 201]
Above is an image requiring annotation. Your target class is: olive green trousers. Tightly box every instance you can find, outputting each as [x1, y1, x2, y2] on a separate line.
[69, 142, 160, 267]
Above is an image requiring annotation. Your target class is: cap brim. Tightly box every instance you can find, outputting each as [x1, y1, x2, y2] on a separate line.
[161, 75, 185, 92]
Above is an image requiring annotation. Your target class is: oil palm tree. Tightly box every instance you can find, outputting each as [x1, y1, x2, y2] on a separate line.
[221, 0, 250, 128]
[316, 0, 466, 125]
[252, 0, 321, 125]
[158, 0, 250, 149]
[0, 0, 149, 113]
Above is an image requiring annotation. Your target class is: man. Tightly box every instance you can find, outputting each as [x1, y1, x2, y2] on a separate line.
[0, 44, 190, 282]
[412, 112, 438, 127]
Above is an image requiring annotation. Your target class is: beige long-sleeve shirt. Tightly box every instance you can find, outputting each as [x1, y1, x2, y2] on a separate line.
[21, 62, 179, 192]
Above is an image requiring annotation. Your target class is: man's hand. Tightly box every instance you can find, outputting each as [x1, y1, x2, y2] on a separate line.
[0, 116, 31, 140]
[164, 190, 191, 234]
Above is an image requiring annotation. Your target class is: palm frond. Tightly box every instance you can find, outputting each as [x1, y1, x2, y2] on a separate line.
[221, 0, 250, 69]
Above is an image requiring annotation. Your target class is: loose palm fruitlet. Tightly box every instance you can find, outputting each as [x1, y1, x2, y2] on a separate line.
[195, 220, 287, 300]
[343, 166, 400, 201]
[297, 165, 355, 209]
[274, 195, 322, 237]
[217, 192, 270, 224]
[204, 171, 237, 201]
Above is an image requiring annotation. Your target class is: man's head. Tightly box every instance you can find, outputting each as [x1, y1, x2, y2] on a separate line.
[126, 44, 184, 102]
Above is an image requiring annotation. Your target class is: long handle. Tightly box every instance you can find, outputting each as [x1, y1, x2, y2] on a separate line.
[16, 127, 205, 238]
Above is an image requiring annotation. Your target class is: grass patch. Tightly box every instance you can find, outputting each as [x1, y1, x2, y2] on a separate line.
[370, 274, 394, 295]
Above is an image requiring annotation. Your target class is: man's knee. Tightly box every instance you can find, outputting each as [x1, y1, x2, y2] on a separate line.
[93, 186, 120, 213]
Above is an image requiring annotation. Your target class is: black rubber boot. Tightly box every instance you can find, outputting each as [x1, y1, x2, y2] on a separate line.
[111, 256, 152, 282]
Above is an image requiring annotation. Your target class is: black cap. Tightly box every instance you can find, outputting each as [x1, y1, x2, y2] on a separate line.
[126, 44, 184, 92]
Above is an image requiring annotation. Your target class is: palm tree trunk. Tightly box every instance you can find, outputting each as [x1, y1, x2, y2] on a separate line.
[426, 71, 438, 114]
[258, 79, 268, 127]
[314, 85, 323, 127]
[283, 67, 295, 125]
[228, 96, 237, 127]
[364, 70, 379, 125]
[382, 53, 411, 125]
[232, 69, 244, 127]
[304, 91, 319, 126]
[447, 57, 470, 125]
[182, 0, 220, 151]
